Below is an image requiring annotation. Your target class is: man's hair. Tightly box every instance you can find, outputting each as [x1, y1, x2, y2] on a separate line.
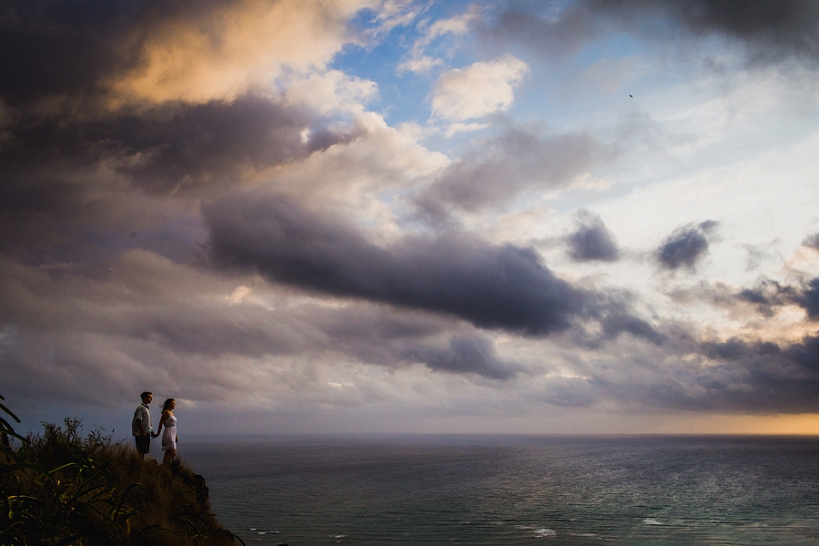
[140, 391, 152, 401]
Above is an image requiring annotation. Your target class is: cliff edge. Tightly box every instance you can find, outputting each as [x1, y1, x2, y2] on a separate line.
[1, 396, 242, 545]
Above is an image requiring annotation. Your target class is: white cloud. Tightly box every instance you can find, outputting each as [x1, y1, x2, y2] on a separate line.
[399, 5, 483, 75]
[431, 55, 529, 121]
[282, 70, 378, 114]
[259, 110, 449, 229]
[228, 286, 253, 304]
[421, 4, 482, 45]
[397, 55, 444, 75]
[363, 0, 424, 41]
[443, 121, 490, 137]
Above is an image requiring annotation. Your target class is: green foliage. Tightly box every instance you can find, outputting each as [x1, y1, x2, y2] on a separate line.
[0, 396, 243, 546]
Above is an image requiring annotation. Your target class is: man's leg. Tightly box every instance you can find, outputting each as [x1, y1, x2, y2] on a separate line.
[135, 435, 150, 458]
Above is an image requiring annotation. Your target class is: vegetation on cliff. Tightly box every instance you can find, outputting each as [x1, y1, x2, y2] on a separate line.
[0, 395, 242, 545]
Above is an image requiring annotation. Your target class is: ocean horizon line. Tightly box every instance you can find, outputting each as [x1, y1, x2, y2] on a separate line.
[180, 431, 819, 444]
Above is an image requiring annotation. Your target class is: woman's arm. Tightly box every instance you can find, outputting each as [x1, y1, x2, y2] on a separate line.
[154, 410, 169, 437]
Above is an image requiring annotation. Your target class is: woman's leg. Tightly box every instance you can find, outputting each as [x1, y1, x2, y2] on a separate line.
[162, 448, 176, 465]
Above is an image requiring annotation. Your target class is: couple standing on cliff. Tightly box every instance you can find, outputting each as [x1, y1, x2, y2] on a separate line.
[132, 391, 179, 464]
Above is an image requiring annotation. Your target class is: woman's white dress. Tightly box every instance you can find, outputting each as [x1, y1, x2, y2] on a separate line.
[161, 414, 178, 451]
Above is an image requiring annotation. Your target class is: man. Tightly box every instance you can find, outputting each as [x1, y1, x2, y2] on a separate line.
[132, 391, 154, 458]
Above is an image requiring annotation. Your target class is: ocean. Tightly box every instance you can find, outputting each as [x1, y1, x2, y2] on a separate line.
[182, 436, 819, 545]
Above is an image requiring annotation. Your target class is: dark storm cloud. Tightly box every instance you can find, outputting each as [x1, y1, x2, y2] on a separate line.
[590, 0, 819, 62]
[1, 94, 328, 194]
[0, 0, 144, 107]
[598, 311, 666, 345]
[593, 272, 819, 411]
[416, 124, 614, 222]
[0, 253, 294, 359]
[127, 99, 355, 190]
[482, 1, 604, 60]
[735, 279, 799, 317]
[655, 220, 718, 272]
[402, 336, 516, 380]
[0, 93, 349, 269]
[803, 232, 819, 252]
[795, 278, 819, 320]
[688, 333, 819, 412]
[108, 96, 339, 191]
[545, 326, 819, 413]
[0, 252, 525, 407]
[0, 0, 271, 108]
[566, 210, 619, 262]
[484, 0, 819, 65]
[565, 294, 668, 348]
[669, 276, 819, 321]
[304, 305, 519, 379]
[205, 192, 592, 336]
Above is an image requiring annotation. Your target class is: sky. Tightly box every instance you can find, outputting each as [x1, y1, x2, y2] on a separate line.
[2, 0, 819, 437]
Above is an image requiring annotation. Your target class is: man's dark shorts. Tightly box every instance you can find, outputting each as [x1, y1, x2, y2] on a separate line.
[135, 434, 150, 455]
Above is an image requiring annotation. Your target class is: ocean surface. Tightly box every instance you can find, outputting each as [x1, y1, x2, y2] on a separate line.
[182, 435, 819, 545]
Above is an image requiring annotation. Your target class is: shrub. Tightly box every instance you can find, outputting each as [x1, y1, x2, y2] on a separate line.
[0, 395, 243, 546]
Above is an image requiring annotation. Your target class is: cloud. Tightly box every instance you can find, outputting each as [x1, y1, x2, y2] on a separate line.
[3, 0, 819, 427]
[795, 278, 819, 320]
[2, 221, 814, 414]
[398, 5, 483, 75]
[397, 55, 444, 75]
[727, 276, 819, 321]
[482, 2, 604, 60]
[109, 0, 372, 105]
[566, 210, 619, 262]
[443, 122, 491, 137]
[0, 249, 528, 409]
[0, 0, 140, 108]
[421, 4, 483, 47]
[803, 232, 819, 252]
[308, 304, 517, 380]
[540, 322, 819, 413]
[0, 93, 344, 264]
[689, 333, 819, 412]
[402, 336, 516, 380]
[742, 241, 778, 272]
[125, 96, 340, 188]
[416, 123, 614, 218]
[431, 55, 529, 121]
[655, 220, 719, 272]
[483, 0, 819, 67]
[735, 280, 798, 318]
[204, 191, 589, 336]
[282, 70, 378, 115]
[112, 95, 330, 191]
[592, 0, 819, 64]
[360, 0, 423, 41]
[669, 276, 819, 322]
[263, 110, 448, 210]
[559, 291, 668, 348]
[0, 0, 378, 110]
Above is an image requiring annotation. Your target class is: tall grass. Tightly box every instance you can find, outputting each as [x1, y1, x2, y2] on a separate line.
[0, 395, 243, 545]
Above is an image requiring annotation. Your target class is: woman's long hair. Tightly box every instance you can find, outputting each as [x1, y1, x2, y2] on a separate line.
[162, 398, 175, 412]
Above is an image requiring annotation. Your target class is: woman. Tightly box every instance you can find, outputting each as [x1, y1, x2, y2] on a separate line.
[154, 398, 179, 465]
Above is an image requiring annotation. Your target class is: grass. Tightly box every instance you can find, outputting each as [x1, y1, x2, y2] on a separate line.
[0, 395, 244, 546]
